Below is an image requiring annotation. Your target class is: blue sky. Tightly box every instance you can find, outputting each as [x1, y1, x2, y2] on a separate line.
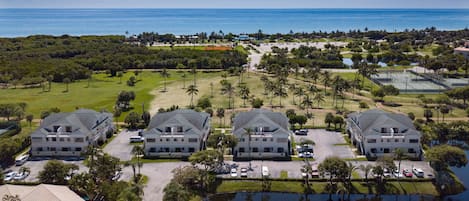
[1, 0, 468, 8]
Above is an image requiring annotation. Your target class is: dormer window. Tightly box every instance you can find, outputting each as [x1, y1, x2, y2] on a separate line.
[53, 126, 60, 132]
[177, 126, 183, 132]
[65, 126, 72, 132]
[165, 127, 171, 133]
[392, 128, 399, 133]
[381, 128, 387, 133]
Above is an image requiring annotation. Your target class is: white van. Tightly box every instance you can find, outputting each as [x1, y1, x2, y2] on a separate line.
[262, 166, 269, 177]
[15, 154, 29, 166]
[129, 136, 144, 143]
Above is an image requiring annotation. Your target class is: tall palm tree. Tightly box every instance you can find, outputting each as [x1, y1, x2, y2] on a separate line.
[160, 68, 170, 92]
[289, 84, 297, 105]
[359, 164, 373, 184]
[191, 66, 197, 86]
[301, 95, 313, 115]
[293, 87, 305, 106]
[313, 93, 325, 108]
[238, 85, 250, 107]
[274, 84, 288, 107]
[186, 84, 198, 107]
[243, 128, 254, 170]
[221, 82, 235, 109]
[394, 148, 405, 182]
[132, 145, 145, 176]
[216, 108, 225, 127]
[322, 71, 331, 96]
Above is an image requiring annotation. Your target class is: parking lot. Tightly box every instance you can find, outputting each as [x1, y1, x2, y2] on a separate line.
[103, 129, 139, 161]
[295, 129, 355, 162]
[6, 159, 88, 182]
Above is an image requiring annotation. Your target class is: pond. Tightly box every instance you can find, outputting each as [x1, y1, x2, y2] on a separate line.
[342, 58, 388, 67]
[208, 151, 469, 201]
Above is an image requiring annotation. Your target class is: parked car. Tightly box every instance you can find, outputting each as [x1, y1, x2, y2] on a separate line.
[4, 172, 17, 182]
[299, 152, 313, 158]
[15, 154, 29, 166]
[402, 169, 413, 177]
[230, 168, 238, 177]
[14, 171, 29, 181]
[412, 168, 424, 178]
[240, 168, 248, 177]
[112, 171, 123, 181]
[383, 168, 391, 178]
[262, 166, 269, 177]
[129, 136, 144, 143]
[311, 165, 319, 178]
[393, 171, 404, 178]
[295, 129, 308, 135]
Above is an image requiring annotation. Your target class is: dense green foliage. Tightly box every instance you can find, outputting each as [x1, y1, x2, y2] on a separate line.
[0, 35, 247, 85]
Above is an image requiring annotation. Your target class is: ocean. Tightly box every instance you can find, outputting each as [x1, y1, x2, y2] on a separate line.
[0, 9, 468, 37]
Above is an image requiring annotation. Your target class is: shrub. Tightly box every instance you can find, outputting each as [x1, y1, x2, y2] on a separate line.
[251, 98, 264, 108]
[197, 96, 212, 109]
[359, 101, 369, 109]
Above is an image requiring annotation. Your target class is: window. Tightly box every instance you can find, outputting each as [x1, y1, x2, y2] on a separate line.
[263, 147, 271, 152]
[383, 148, 390, 153]
[60, 138, 64, 142]
[174, 138, 177, 142]
[160, 139, 163, 142]
[263, 127, 270, 132]
[50, 147, 56, 151]
[189, 147, 195, 152]
[166, 138, 170, 142]
[277, 147, 284, 153]
[255, 138, 258, 141]
[370, 148, 377, 153]
[270, 138, 273, 142]
[189, 138, 197, 143]
[252, 147, 259, 152]
[392, 128, 399, 133]
[394, 139, 399, 142]
[387, 139, 390, 143]
[53, 126, 60, 132]
[381, 128, 387, 133]
[164, 148, 170, 152]
[367, 139, 376, 143]
[75, 147, 82, 152]
[75, 138, 84, 143]
[149, 148, 156, 152]
[175, 148, 181, 152]
[181, 139, 184, 142]
[408, 148, 415, 153]
[165, 127, 171, 132]
[277, 138, 287, 143]
[177, 126, 183, 132]
[66, 126, 72, 132]
[146, 138, 156, 143]
[62, 147, 69, 151]
[37, 147, 43, 151]
[409, 139, 419, 143]
[262, 138, 267, 142]
[52, 137, 57, 142]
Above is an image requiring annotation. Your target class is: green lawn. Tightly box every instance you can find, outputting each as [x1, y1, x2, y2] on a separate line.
[280, 171, 288, 179]
[216, 180, 439, 196]
[147, 46, 207, 50]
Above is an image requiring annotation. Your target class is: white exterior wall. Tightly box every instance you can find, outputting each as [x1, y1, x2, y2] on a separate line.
[30, 118, 113, 157]
[235, 134, 290, 158]
[144, 134, 205, 157]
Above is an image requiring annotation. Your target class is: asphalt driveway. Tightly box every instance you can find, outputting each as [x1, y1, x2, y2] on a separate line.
[294, 129, 355, 162]
[103, 130, 138, 161]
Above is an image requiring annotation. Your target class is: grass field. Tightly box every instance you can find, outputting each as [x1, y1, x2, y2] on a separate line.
[216, 180, 439, 195]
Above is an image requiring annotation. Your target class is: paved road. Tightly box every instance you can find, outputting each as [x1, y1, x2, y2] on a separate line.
[103, 130, 138, 161]
[295, 129, 355, 163]
[7, 159, 88, 182]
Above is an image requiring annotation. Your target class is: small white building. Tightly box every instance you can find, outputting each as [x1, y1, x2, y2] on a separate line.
[30, 109, 114, 157]
[143, 109, 210, 158]
[232, 109, 291, 159]
[346, 109, 422, 159]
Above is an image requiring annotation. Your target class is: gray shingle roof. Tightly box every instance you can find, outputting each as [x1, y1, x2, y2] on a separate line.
[33, 109, 112, 136]
[233, 109, 289, 132]
[147, 109, 210, 131]
[348, 109, 416, 135]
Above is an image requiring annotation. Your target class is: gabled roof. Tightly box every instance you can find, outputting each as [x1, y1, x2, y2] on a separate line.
[347, 109, 417, 136]
[32, 109, 112, 137]
[0, 184, 83, 201]
[145, 109, 210, 136]
[232, 109, 290, 136]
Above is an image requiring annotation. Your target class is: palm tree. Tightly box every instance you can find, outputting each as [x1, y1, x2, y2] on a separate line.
[289, 84, 297, 105]
[117, 71, 123, 84]
[244, 128, 254, 170]
[313, 93, 325, 108]
[191, 66, 197, 86]
[132, 145, 145, 176]
[322, 71, 331, 96]
[293, 87, 305, 106]
[160, 68, 170, 92]
[26, 114, 33, 129]
[239, 85, 250, 107]
[359, 164, 373, 184]
[181, 73, 187, 89]
[186, 84, 198, 107]
[394, 148, 405, 181]
[216, 108, 225, 127]
[301, 95, 313, 115]
[274, 81, 288, 107]
[221, 82, 235, 109]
